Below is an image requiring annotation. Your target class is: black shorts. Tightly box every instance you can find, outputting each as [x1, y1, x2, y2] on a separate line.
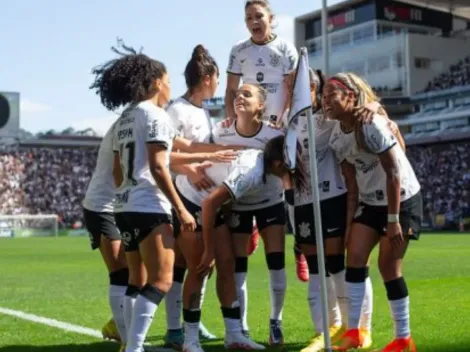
[83, 208, 121, 250]
[173, 193, 225, 238]
[293, 193, 347, 245]
[114, 212, 172, 252]
[229, 202, 286, 234]
[353, 191, 423, 240]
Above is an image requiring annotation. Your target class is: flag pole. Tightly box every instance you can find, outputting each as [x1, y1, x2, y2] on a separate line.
[302, 46, 332, 351]
[321, 0, 329, 75]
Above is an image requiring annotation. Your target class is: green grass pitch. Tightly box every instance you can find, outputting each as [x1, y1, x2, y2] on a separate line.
[0, 235, 469, 352]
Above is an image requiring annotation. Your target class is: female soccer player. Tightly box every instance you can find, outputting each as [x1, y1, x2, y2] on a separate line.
[173, 148, 270, 352]
[90, 44, 240, 352]
[225, 0, 308, 282]
[324, 73, 422, 352]
[163, 44, 218, 348]
[214, 83, 286, 344]
[83, 121, 128, 348]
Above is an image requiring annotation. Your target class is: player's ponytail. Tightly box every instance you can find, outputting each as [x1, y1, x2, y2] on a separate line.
[184, 44, 219, 93]
[263, 135, 308, 192]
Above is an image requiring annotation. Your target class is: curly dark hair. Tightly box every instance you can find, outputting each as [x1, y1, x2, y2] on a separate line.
[90, 38, 167, 111]
[184, 44, 219, 92]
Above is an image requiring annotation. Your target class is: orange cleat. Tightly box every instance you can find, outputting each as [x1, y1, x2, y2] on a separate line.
[248, 221, 260, 256]
[373, 337, 416, 352]
[295, 252, 309, 282]
[332, 328, 368, 351]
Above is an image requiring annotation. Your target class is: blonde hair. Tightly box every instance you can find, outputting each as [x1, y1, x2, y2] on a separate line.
[329, 72, 386, 152]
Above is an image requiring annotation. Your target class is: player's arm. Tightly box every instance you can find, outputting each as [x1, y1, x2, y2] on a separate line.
[169, 150, 238, 165]
[340, 160, 358, 243]
[112, 151, 123, 188]
[173, 136, 245, 152]
[225, 74, 241, 122]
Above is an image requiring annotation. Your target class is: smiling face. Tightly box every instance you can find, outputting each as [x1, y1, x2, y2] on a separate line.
[233, 84, 265, 120]
[322, 81, 355, 122]
[245, 2, 273, 43]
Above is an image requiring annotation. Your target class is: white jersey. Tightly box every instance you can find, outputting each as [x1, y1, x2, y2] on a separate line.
[329, 115, 420, 206]
[289, 112, 347, 206]
[113, 100, 175, 214]
[227, 36, 298, 124]
[212, 120, 284, 210]
[83, 122, 117, 213]
[166, 96, 212, 143]
[176, 149, 281, 210]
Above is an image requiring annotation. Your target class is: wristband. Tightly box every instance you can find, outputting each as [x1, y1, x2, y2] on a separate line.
[387, 214, 399, 223]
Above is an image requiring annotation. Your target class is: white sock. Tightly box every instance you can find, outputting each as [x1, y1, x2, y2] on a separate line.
[308, 274, 323, 334]
[109, 285, 128, 343]
[235, 272, 248, 331]
[326, 276, 341, 327]
[346, 281, 366, 330]
[359, 277, 373, 331]
[124, 294, 137, 341]
[126, 286, 165, 352]
[222, 305, 242, 335]
[389, 297, 410, 338]
[269, 269, 286, 320]
[165, 281, 183, 330]
[331, 270, 348, 328]
[183, 309, 201, 344]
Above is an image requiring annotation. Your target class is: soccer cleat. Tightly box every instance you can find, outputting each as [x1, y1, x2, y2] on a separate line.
[102, 318, 121, 342]
[332, 328, 369, 351]
[373, 337, 416, 352]
[300, 325, 345, 352]
[269, 319, 284, 346]
[248, 222, 260, 256]
[361, 328, 373, 349]
[295, 252, 309, 282]
[164, 329, 185, 350]
[242, 329, 250, 338]
[225, 333, 266, 350]
[198, 322, 217, 340]
[183, 340, 205, 352]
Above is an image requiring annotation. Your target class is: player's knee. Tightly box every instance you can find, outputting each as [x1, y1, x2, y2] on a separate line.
[345, 267, 369, 283]
[235, 256, 248, 273]
[306, 255, 319, 274]
[378, 257, 402, 282]
[347, 247, 369, 267]
[326, 254, 345, 274]
[266, 252, 285, 270]
[173, 266, 186, 284]
[109, 267, 129, 286]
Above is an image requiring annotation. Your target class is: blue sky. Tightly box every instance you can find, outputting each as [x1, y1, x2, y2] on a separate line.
[0, 0, 341, 135]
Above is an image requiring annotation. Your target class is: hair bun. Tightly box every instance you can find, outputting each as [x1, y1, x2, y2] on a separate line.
[192, 44, 207, 61]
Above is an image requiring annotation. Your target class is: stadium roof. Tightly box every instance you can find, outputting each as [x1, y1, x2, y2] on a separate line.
[296, 0, 470, 21]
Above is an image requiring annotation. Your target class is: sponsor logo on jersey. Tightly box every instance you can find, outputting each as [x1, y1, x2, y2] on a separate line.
[354, 158, 379, 174]
[256, 72, 264, 83]
[255, 58, 265, 67]
[270, 53, 281, 67]
[376, 190, 385, 201]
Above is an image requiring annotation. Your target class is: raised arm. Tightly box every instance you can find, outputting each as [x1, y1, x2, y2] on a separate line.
[225, 73, 241, 122]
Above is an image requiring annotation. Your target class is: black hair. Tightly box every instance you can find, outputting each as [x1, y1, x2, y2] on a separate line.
[263, 135, 307, 191]
[90, 38, 167, 111]
[184, 45, 219, 92]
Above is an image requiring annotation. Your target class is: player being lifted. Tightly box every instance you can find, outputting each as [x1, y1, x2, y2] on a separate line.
[82, 121, 128, 349]
[163, 44, 219, 348]
[324, 73, 422, 352]
[225, 0, 309, 283]
[90, 42, 240, 352]
[213, 84, 286, 344]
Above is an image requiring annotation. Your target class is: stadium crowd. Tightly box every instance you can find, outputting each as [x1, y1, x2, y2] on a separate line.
[1, 140, 469, 230]
[424, 55, 470, 93]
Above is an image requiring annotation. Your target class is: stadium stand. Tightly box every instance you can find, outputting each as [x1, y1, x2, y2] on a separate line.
[424, 55, 470, 93]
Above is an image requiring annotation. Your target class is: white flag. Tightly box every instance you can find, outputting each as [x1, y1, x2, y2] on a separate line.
[284, 48, 312, 171]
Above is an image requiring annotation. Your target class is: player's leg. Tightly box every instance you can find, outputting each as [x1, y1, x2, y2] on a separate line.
[229, 211, 253, 336]
[256, 203, 287, 346]
[248, 219, 260, 256]
[176, 230, 206, 352]
[125, 214, 174, 352]
[333, 222, 379, 351]
[375, 193, 421, 352]
[213, 224, 265, 350]
[288, 203, 309, 283]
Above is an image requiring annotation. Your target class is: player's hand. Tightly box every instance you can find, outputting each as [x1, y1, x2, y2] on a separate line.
[208, 150, 238, 163]
[386, 222, 404, 251]
[197, 248, 215, 277]
[187, 162, 215, 191]
[221, 117, 235, 128]
[177, 208, 196, 233]
[387, 120, 399, 135]
[354, 106, 376, 124]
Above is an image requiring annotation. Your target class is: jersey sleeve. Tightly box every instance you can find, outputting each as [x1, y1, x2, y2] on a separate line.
[227, 45, 242, 75]
[166, 104, 185, 138]
[145, 109, 173, 148]
[112, 121, 119, 152]
[223, 165, 262, 201]
[283, 41, 299, 75]
[211, 121, 224, 144]
[362, 116, 397, 154]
